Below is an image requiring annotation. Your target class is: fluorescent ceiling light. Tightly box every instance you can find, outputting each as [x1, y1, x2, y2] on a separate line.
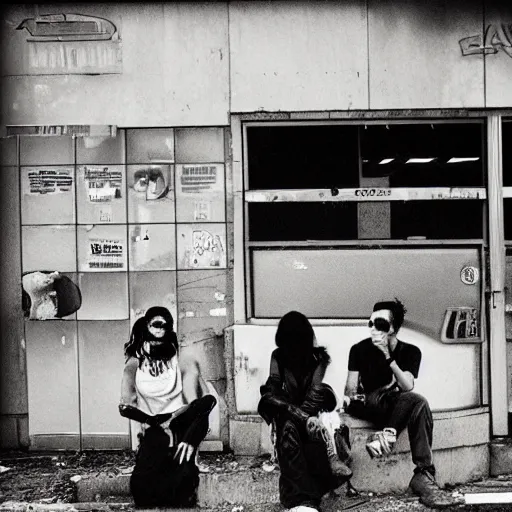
[379, 158, 394, 164]
[406, 158, 435, 164]
[447, 157, 480, 163]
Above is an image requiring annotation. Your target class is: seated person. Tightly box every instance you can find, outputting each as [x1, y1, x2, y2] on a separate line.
[343, 298, 460, 509]
[119, 306, 216, 508]
[258, 311, 352, 512]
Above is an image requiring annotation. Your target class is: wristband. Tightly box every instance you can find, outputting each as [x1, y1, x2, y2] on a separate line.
[386, 357, 394, 365]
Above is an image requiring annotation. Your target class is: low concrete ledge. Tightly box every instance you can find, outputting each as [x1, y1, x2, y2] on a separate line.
[75, 470, 280, 507]
[230, 407, 490, 493]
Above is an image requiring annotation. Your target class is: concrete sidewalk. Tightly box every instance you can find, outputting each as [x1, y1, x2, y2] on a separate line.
[3, 468, 509, 512]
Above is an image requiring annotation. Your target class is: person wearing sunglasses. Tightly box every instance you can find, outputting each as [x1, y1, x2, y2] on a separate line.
[343, 299, 459, 509]
[118, 306, 216, 507]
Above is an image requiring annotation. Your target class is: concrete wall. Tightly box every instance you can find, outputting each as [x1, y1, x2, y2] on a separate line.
[1, 2, 230, 126]
[1, 0, 511, 449]
[2, 1, 511, 128]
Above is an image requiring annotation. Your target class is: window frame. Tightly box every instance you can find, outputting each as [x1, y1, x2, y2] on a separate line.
[238, 118, 488, 322]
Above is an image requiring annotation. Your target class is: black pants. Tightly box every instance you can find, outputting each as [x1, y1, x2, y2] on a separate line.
[130, 394, 217, 508]
[347, 390, 434, 474]
[258, 384, 339, 510]
[169, 394, 217, 447]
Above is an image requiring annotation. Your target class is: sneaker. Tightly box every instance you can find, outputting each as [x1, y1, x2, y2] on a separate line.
[366, 427, 396, 458]
[306, 417, 352, 482]
[409, 468, 463, 509]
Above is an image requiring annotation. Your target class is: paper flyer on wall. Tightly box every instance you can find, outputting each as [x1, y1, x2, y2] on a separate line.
[84, 166, 122, 202]
[88, 237, 124, 269]
[179, 164, 218, 194]
[25, 168, 73, 195]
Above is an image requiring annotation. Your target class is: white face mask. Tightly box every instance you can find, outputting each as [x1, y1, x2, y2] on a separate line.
[369, 309, 394, 343]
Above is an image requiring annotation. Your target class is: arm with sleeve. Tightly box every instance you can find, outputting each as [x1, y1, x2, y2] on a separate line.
[390, 343, 421, 392]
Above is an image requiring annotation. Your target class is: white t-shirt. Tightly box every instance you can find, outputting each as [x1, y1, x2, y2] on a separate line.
[135, 354, 185, 416]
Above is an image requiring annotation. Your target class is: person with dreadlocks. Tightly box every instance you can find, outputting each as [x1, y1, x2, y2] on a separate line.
[119, 306, 216, 508]
[258, 311, 353, 512]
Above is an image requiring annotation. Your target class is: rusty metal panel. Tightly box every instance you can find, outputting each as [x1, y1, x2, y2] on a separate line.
[229, 0, 368, 112]
[483, 3, 512, 108]
[368, 0, 485, 109]
[1, 3, 229, 127]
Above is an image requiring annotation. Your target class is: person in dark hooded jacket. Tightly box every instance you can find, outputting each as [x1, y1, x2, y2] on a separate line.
[258, 311, 352, 512]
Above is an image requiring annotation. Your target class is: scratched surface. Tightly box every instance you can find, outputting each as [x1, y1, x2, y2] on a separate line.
[229, 0, 368, 112]
[368, 0, 485, 109]
[177, 269, 230, 381]
[1, 3, 230, 126]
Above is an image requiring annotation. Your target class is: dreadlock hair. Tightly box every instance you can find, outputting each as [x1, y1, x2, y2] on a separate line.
[124, 306, 179, 365]
[373, 297, 407, 333]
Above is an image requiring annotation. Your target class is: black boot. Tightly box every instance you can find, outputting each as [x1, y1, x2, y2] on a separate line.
[409, 468, 462, 508]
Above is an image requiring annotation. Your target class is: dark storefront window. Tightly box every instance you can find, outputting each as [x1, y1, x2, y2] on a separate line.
[247, 122, 485, 244]
[245, 121, 485, 319]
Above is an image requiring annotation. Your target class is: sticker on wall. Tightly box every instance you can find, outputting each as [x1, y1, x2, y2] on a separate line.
[441, 306, 481, 343]
[176, 164, 225, 222]
[84, 166, 122, 203]
[132, 166, 171, 201]
[460, 265, 479, 285]
[26, 168, 73, 195]
[180, 164, 218, 193]
[88, 238, 124, 269]
[194, 201, 211, 221]
[22, 271, 82, 320]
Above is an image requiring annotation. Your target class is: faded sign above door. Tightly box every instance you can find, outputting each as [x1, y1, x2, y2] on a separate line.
[13, 13, 122, 75]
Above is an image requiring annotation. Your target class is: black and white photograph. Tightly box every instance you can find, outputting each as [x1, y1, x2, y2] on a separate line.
[0, 2, 511, 511]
